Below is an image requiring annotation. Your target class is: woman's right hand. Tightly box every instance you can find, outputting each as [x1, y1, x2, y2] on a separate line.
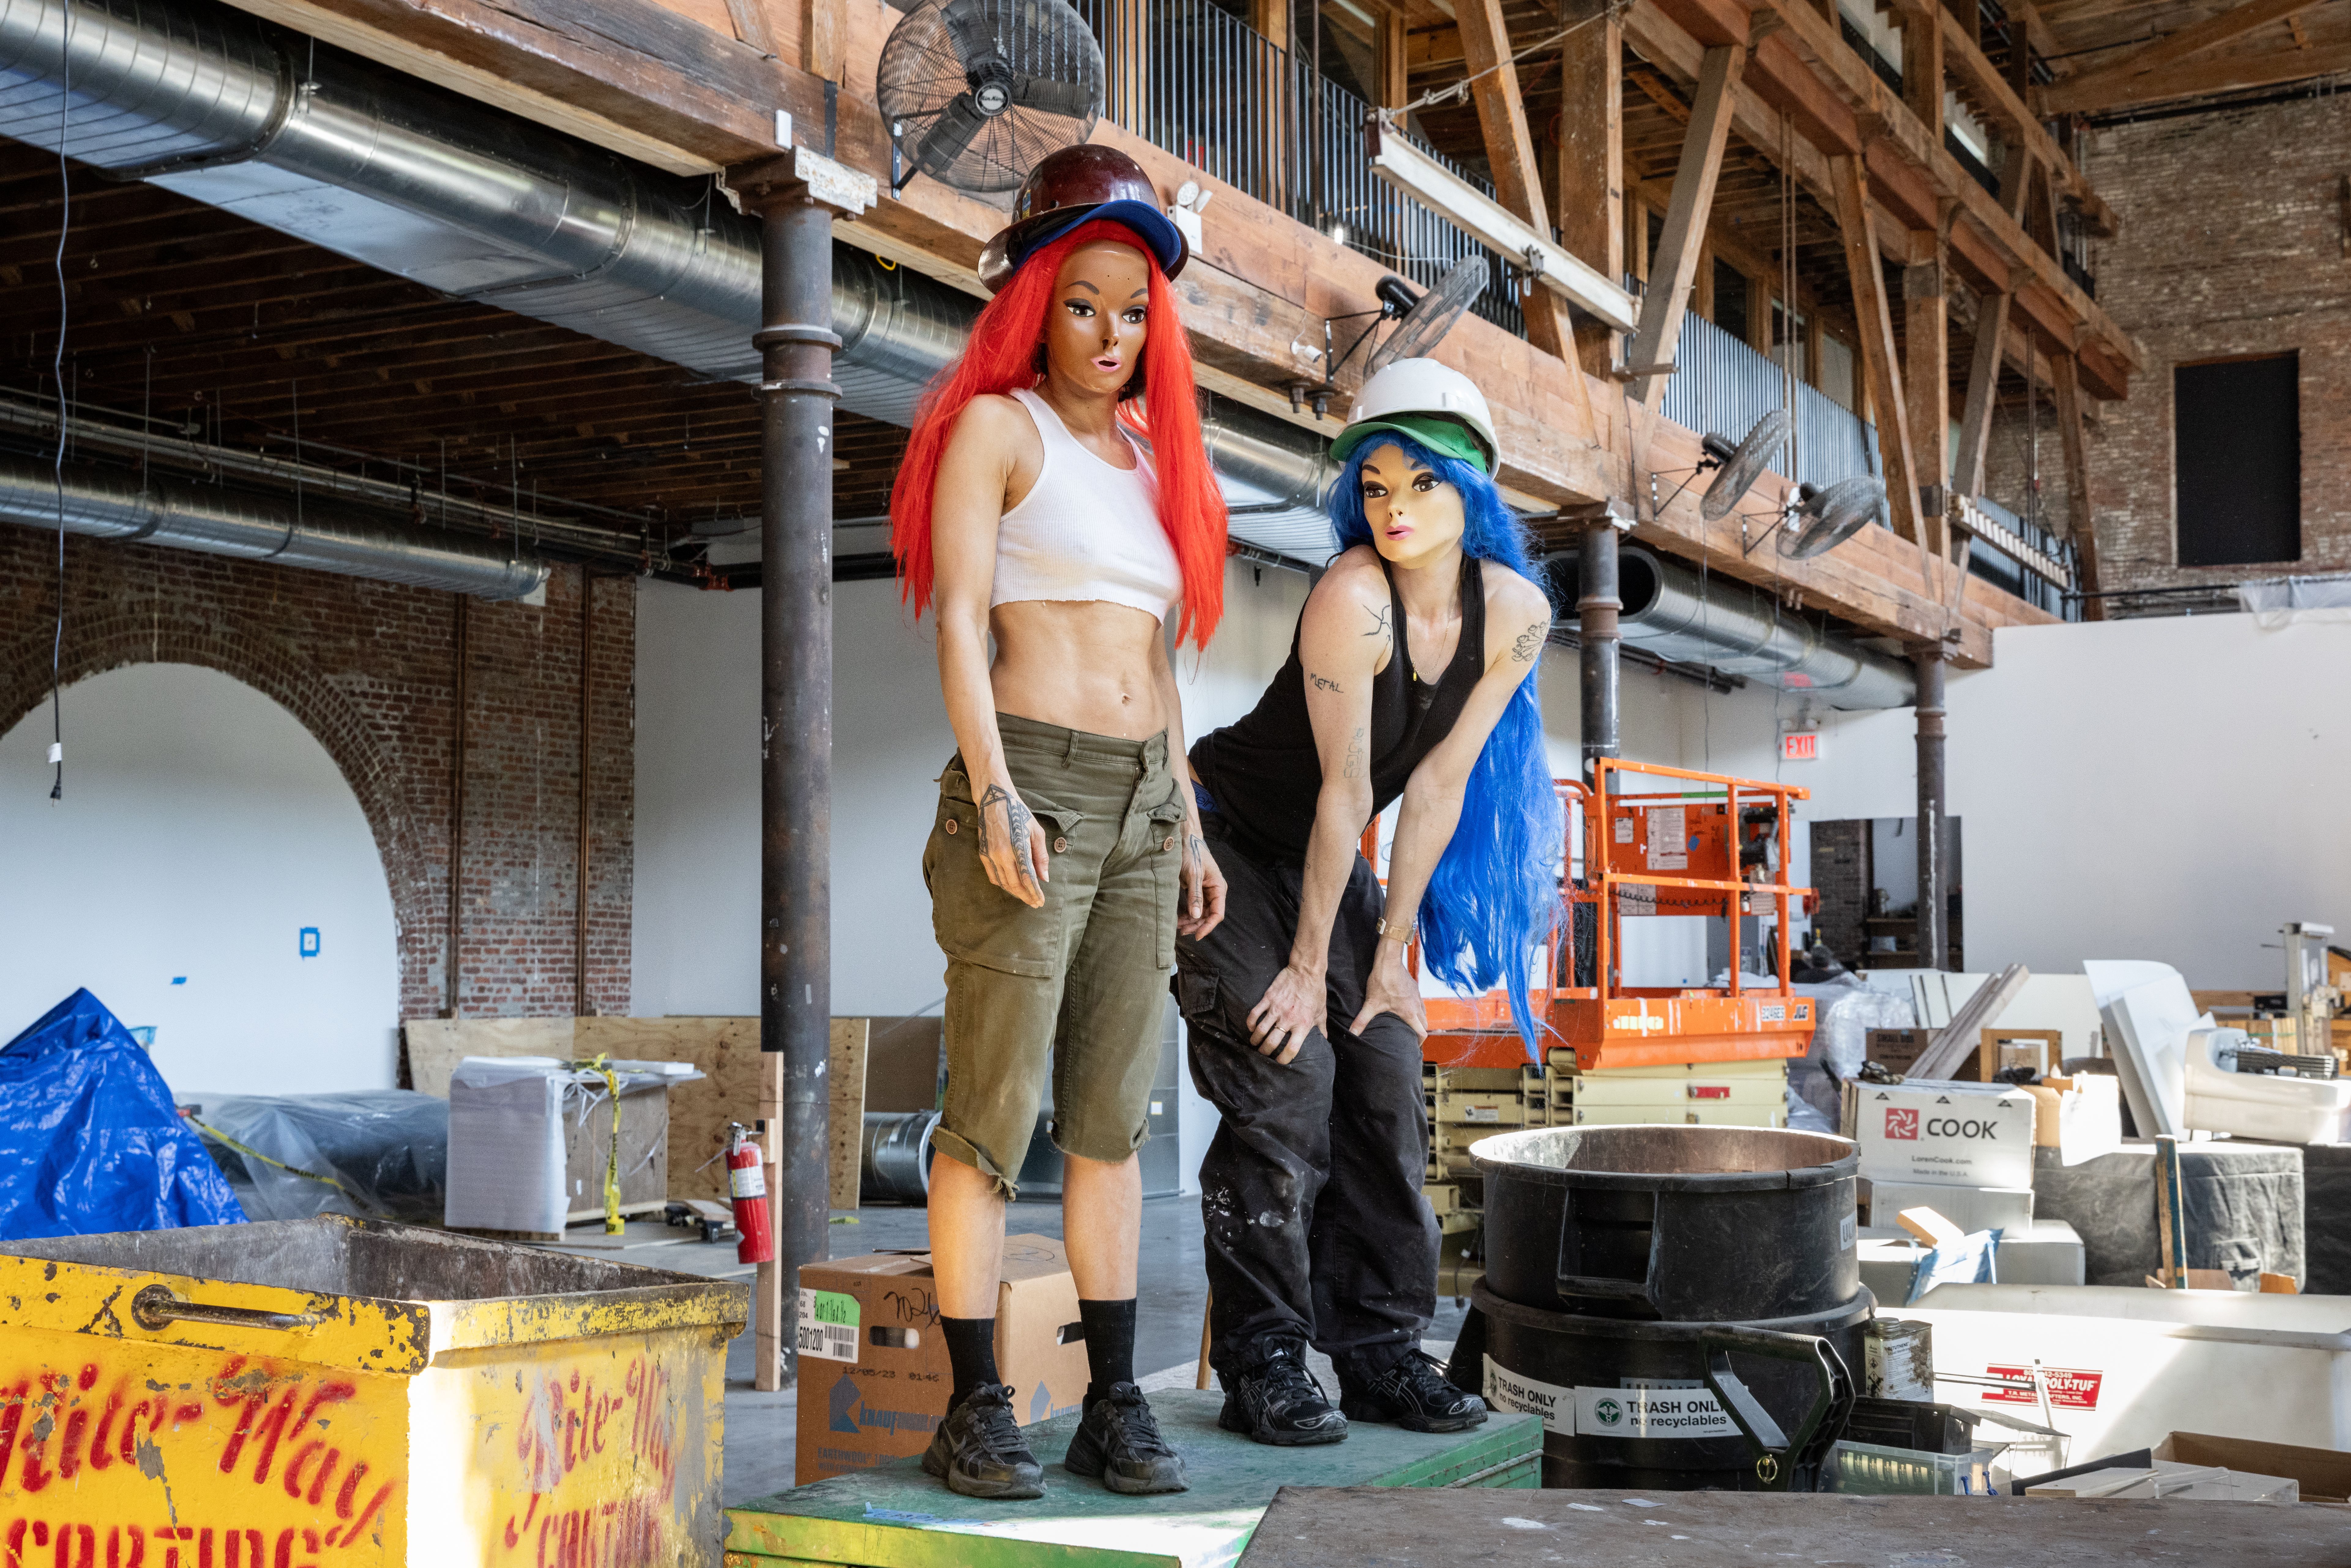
[974, 779, 1051, 908]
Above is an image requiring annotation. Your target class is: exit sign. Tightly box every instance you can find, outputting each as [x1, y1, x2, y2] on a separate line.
[1782, 732, 1819, 762]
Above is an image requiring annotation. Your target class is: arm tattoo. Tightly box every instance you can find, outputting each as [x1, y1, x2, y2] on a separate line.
[1511, 622, 1547, 663]
[1363, 604, 1392, 641]
[1343, 725, 1367, 781]
[976, 784, 1040, 888]
[1308, 671, 1344, 694]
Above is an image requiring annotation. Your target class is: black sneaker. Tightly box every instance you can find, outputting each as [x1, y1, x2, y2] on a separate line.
[921, 1384, 1045, 1500]
[1216, 1344, 1349, 1447]
[1063, 1383, 1189, 1494]
[1339, 1348, 1489, 1433]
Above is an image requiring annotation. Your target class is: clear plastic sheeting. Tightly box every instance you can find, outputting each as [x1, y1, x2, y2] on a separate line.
[1790, 978, 1917, 1124]
[189, 1090, 450, 1224]
[0, 989, 245, 1238]
[2237, 570, 2351, 628]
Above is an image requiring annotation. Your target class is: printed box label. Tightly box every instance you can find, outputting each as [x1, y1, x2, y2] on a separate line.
[797, 1288, 860, 1363]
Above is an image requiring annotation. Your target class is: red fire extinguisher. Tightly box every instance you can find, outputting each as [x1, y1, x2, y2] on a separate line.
[727, 1123, 775, 1265]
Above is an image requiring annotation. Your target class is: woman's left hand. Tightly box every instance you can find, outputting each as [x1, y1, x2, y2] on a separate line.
[1178, 828, 1227, 940]
[1348, 942, 1427, 1043]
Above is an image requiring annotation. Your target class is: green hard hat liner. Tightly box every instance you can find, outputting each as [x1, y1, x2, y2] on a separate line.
[1330, 412, 1494, 474]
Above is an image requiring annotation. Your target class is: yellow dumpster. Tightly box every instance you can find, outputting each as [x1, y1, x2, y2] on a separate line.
[0, 1215, 748, 1566]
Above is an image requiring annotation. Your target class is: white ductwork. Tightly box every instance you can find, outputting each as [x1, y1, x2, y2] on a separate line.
[1550, 544, 1918, 710]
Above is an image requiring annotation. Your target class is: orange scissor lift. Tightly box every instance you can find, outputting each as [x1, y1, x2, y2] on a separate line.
[1413, 759, 1820, 1072]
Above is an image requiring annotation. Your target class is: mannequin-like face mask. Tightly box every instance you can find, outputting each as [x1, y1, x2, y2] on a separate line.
[1356, 441, 1467, 567]
[1043, 240, 1152, 398]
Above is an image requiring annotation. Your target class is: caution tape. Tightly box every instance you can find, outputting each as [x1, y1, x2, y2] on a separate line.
[183, 1114, 368, 1206]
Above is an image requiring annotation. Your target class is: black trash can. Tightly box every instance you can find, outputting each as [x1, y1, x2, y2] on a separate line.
[1474, 1124, 1861, 1321]
[1465, 1279, 1870, 1491]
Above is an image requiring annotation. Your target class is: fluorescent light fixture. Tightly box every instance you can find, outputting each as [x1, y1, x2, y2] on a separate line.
[1365, 118, 1638, 332]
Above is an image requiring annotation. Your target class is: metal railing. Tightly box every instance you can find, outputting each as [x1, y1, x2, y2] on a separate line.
[1659, 311, 1884, 492]
[1077, 0, 1524, 336]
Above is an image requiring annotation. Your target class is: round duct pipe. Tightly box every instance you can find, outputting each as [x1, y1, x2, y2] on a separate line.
[1548, 545, 1916, 710]
[0, 453, 551, 600]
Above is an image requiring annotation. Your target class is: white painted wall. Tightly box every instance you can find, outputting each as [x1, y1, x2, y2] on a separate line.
[1806, 612, 2351, 990]
[0, 664, 400, 1094]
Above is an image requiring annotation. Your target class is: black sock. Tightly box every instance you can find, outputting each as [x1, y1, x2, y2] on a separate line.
[942, 1316, 1000, 1411]
[1079, 1298, 1137, 1406]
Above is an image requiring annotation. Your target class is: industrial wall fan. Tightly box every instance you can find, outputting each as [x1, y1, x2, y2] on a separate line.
[1289, 258, 1487, 416]
[1365, 257, 1487, 374]
[1697, 409, 1790, 522]
[1778, 476, 1887, 558]
[877, 0, 1104, 192]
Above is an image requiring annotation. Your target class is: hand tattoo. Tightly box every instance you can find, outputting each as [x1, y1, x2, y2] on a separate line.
[1185, 833, 1206, 874]
[1308, 671, 1344, 694]
[1343, 725, 1367, 781]
[1511, 621, 1547, 663]
[977, 784, 1040, 888]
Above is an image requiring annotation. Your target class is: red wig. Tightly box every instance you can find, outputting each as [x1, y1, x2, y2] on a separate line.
[889, 219, 1227, 650]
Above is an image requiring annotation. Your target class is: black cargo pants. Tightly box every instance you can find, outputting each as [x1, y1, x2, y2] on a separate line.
[1173, 813, 1439, 1384]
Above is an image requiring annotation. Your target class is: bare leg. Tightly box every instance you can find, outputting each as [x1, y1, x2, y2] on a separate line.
[1062, 1151, 1141, 1298]
[930, 1154, 1009, 1318]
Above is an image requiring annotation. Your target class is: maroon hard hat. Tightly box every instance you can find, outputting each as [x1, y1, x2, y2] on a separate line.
[976, 144, 1189, 293]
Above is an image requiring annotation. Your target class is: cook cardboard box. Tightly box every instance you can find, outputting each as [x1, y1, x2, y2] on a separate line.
[1841, 1077, 2037, 1190]
[795, 1233, 1092, 1484]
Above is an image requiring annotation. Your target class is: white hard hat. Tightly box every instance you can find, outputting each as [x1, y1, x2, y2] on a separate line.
[1335, 358, 1500, 474]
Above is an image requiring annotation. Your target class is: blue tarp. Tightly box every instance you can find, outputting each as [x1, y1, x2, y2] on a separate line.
[0, 989, 246, 1239]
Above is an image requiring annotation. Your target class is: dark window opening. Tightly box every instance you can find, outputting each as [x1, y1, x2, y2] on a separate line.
[2174, 354, 2300, 567]
[1713, 261, 1750, 343]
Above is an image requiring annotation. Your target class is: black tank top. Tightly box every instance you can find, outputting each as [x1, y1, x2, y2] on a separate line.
[1191, 554, 1487, 865]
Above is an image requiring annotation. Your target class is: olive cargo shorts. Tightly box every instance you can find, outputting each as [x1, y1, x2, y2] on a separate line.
[923, 712, 1187, 1197]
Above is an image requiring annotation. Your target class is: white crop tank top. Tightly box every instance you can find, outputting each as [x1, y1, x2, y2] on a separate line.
[991, 388, 1183, 623]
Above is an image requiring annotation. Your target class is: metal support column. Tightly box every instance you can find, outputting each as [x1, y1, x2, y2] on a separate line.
[736, 147, 875, 1391]
[1575, 507, 1629, 783]
[1912, 646, 1948, 971]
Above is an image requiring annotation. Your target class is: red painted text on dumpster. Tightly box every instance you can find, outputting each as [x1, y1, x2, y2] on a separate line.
[497, 1355, 687, 1567]
[1, 1357, 399, 1556]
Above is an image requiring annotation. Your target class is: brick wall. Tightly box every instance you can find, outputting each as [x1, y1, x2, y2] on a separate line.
[1808, 818, 1870, 968]
[2080, 92, 2351, 594]
[0, 531, 635, 1045]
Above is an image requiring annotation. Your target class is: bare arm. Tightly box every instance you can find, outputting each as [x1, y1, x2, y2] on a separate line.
[1241, 561, 1386, 1063]
[1350, 573, 1554, 1040]
[1149, 627, 1229, 939]
[929, 396, 1051, 906]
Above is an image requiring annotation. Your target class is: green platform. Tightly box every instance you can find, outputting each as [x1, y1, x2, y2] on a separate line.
[726, 1391, 1540, 1568]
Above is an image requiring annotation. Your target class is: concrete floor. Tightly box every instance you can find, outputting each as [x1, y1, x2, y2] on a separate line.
[552, 1194, 1467, 1504]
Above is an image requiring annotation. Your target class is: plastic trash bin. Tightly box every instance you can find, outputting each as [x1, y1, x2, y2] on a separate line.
[0, 1214, 748, 1566]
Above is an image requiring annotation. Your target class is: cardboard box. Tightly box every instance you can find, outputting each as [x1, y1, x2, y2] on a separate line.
[2155, 1431, 2351, 1504]
[794, 1235, 1090, 1485]
[1842, 1078, 2037, 1190]
[1981, 1028, 2062, 1080]
[1867, 1028, 1939, 1077]
[2022, 1074, 2122, 1164]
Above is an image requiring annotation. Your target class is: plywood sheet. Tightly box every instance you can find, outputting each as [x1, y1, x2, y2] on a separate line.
[1235, 1486, 2351, 1565]
[830, 1017, 869, 1211]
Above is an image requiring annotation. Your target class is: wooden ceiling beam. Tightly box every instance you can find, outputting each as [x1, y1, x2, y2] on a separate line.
[1933, 5, 2120, 235]
[2039, 6, 2345, 111]
[1626, 43, 1748, 405]
[1453, 0, 1583, 363]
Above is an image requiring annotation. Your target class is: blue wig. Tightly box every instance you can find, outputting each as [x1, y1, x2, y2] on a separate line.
[1327, 433, 1565, 1055]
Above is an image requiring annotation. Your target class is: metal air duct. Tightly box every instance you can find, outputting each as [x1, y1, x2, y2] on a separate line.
[0, 0, 1344, 556]
[0, 453, 551, 598]
[1549, 544, 1917, 710]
